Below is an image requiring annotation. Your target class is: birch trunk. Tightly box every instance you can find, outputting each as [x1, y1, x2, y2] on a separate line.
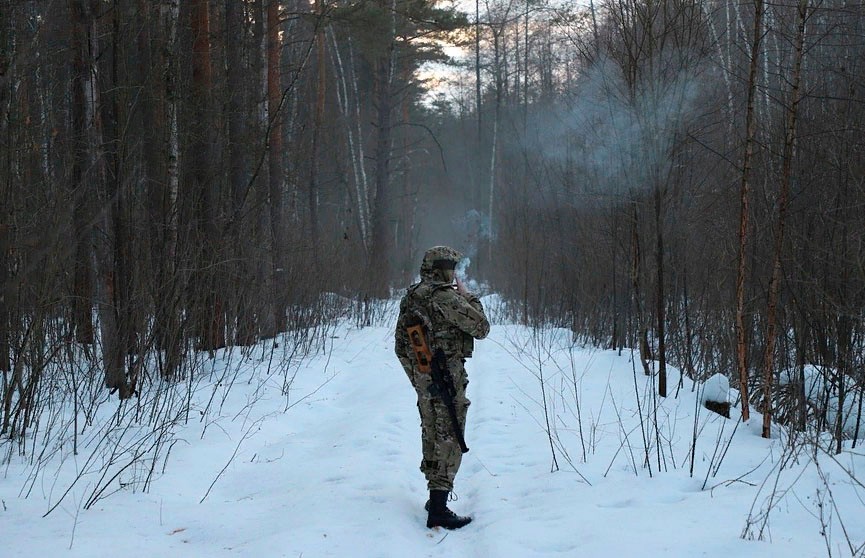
[632, 202, 651, 377]
[328, 29, 369, 248]
[159, 0, 182, 377]
[348, 39, 371, 243]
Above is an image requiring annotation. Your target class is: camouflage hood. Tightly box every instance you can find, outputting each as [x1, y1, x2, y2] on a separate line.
[420, 246, 464, 282]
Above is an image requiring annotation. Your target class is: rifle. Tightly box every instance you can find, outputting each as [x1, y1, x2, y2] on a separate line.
[407, 324, 469, 453]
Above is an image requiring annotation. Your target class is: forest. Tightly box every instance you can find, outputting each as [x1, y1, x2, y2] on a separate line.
[1, 0, 864, 464]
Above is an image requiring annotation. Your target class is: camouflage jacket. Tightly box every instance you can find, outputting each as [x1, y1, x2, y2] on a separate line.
[394, 280, 490, 369]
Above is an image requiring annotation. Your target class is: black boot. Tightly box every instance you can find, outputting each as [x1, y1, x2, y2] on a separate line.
[426, 490, 472, 529]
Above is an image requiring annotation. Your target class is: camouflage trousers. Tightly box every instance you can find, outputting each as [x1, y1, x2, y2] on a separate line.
[406, 357, 470, 492]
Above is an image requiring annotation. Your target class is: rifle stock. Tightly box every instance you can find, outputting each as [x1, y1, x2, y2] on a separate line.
[406, 325, 469, 453]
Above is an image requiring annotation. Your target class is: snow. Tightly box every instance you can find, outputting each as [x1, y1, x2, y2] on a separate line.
[3, 302, 865, 557]
[701, 373, 730, 404]
[779, 364, 865, 439]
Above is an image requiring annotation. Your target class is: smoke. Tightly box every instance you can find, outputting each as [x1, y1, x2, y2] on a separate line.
[456, 256, 471, 278]
[526, 53, 706, 198]
[456, 256, 482, 294]
[453, 209, 491, 261]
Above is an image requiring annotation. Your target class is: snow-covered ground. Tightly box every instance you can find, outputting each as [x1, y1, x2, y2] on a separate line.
[3, 302, 865, 557]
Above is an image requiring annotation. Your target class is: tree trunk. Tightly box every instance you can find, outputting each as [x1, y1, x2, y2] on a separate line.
[762, 0, 808, 438]
[156, 0, 183, 377]
[523, 1, 529, 130]
[735, 0, 764, 423]
[68, 0, 93, 347]
[329, 30, 370, 249]
[0, 6, 9, 372]
[609, 207, 621, 351]
[103, 0, 140, 395]
[836, 315, 851, 454]
[267, 0, 287, 334]
[70, 0, 129, 398]
[475, 0, 481, 149]
[309, 0, 326, 260]
[398, 65, 412, 281]
[0, 222, 8, 373]
[488, 26, 503, 263]
[655, 181, 667, 397]
[347, 38, 371, 249]
[72, 200, 94, 345]
[138, 0, 164, 291]
[369, 0, 397, 293]
[190, 0, 225, 350]
[631, 201, 651, 377]
[226, 0, 256, 346]
[253, 0, 274, 340]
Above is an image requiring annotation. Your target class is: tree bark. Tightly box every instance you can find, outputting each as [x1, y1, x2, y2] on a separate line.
[329, 30, 370, 249]
[762, 0, 808, 438]
[0, 222, 8, 373]
[226, 0, 256, 346]
[267, 0, 287, 334]
[72, 201, 94, 345]
[369, 0, 397, 293]
[0, 5, 9, 375]
[475, 0, 481, 150]
[253, 0, 274, 340]
[67, 0, 94, 347]
[156, 0, 183, 377]
[488, 24, 503, 263]
[309, 0, 326, 260]
[70, 0, 129, 398]
[190, 0, 225, 350]
[655, 181, 667, 397]
[103, 0, 140, 395]
[735, 0, 764, 423]
[631, 201, 651, 376]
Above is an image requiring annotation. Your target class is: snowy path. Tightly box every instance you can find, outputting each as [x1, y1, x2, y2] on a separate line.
[3, 321, 864, 557]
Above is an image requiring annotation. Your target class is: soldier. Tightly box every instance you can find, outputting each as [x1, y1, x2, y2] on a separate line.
[395, 246, 490, 529]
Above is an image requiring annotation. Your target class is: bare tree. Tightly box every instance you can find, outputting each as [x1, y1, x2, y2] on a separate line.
[268, 0, 287, 334]
[69, 0, 130, 398]
[761, 0, 809, 438]
[190, 0, 225, 351]
[735, 0, 765, 423]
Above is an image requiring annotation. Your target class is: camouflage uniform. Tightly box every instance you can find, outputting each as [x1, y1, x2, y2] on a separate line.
[395, 246, 490, 493]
